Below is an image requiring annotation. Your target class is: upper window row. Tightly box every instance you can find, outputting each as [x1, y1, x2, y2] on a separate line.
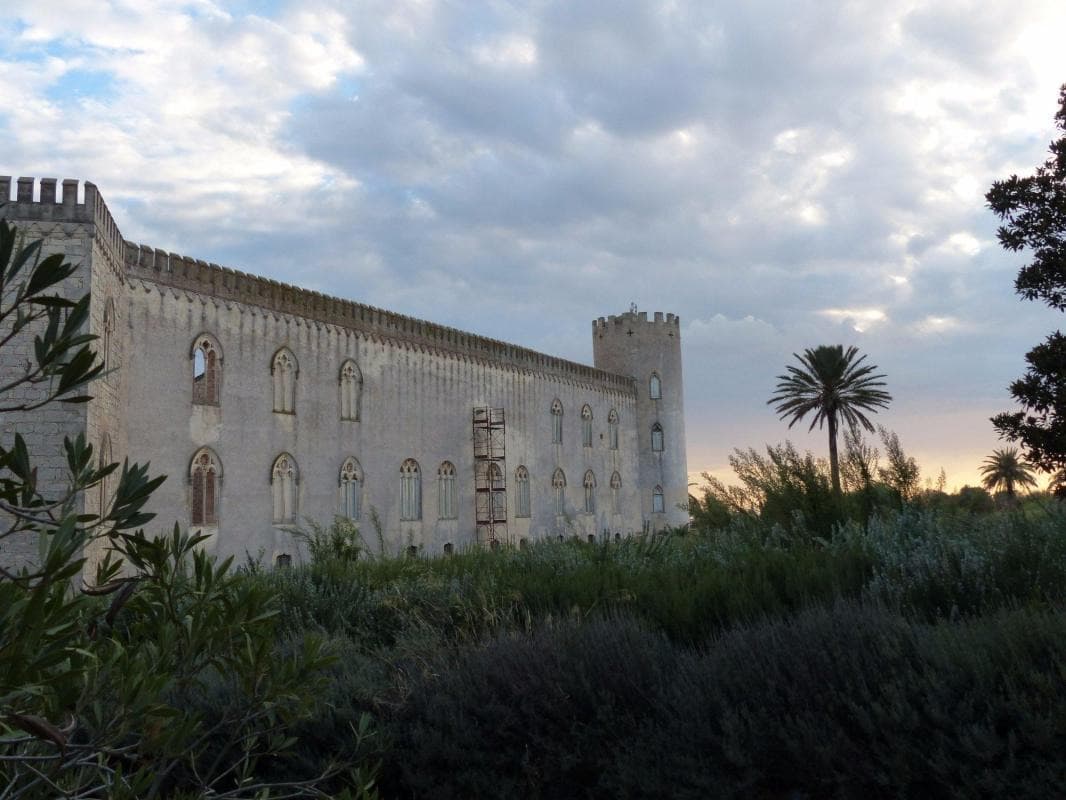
[190, 334, 363, 420]
[551, 401, 620, 449]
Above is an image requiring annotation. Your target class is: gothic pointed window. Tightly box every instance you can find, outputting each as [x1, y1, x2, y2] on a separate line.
[192, 333, 221, 405]
[340, 457, 362, 520]
[583, 470, 596, 514]
[610, 471, 621, 514]
[608, 409, 619, 450]
[515, 466, 531, 518]
[102, 298, 115, 373]
[651, 422, 664, 452]
[272, 453, 298, 523]
[650, 373, 662, 400]
[272, 347, 297, 414]
[652, 485, 665, 514]
[552, 468, 566, 515]
[438, 461, 457, 520]
[401, 459, 421, 521]
[190, 447, 221, 526]
[340, 360, 362, 421]
[581, 404, 593, 447]
[551, 399, 563, 444]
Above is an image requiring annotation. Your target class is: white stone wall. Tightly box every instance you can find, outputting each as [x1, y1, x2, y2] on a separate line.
[1, 176, 690, 574]
[123, 278, 642, 562]
[0, 181, 96, 571]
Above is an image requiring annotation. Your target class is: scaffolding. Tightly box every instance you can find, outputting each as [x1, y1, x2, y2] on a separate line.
[472, 407, 507, 546]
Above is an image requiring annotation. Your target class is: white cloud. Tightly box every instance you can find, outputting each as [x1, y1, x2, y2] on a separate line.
[3, 0, 1064, 487]
[472, 35, 537, 67]
[819, 308, 889, 333]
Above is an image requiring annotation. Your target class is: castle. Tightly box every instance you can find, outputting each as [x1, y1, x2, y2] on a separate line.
[0, 176, 687, 567]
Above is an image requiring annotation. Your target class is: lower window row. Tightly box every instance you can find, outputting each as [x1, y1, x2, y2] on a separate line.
[189, 448, 664, 526]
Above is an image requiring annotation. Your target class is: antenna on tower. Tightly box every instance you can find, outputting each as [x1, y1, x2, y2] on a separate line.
[629, 302, 638, 314]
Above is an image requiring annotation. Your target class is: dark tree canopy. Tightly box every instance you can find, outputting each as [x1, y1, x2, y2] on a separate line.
[986, 84, 1066, 472]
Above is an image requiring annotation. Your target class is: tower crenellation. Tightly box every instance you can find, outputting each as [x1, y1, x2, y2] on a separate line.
[0, 177, 125, 272]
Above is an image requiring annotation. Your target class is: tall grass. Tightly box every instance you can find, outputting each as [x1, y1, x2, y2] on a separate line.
[259, 502, 1066, 647]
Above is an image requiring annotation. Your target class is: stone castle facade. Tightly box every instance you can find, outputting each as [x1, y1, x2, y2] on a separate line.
[0, 176, 688, 567]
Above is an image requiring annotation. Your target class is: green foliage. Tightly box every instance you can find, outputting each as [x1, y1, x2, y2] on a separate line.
[231, 505, 1066, 798]
[877, 425, 922, 503]
[389, 602, 1066, 799]
[290, 515, 367, 564]
[987, 84, 1066, 472]
[954, 485, 997, 514]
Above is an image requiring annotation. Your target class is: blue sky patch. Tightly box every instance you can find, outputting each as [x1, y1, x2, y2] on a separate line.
[44, 68, 117, 103]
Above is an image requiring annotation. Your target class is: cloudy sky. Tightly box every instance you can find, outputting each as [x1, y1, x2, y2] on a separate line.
[2, 0, 1065, 490]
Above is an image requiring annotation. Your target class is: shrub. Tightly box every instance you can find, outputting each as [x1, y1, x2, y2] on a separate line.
[388, 615, 676, 800]
[387, 602, 1066, 799]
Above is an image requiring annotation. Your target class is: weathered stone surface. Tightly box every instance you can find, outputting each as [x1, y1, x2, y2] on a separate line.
[0, 177, 689, 572]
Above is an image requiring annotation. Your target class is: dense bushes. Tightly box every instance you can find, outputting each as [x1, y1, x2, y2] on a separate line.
[390, 603, 1066, 799]
[234, 504, 1066, 798]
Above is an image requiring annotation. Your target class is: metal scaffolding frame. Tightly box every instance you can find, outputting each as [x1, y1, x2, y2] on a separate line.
[472, 406, 507, 545]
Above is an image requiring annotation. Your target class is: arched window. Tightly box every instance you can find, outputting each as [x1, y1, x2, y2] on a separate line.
[401, 459, 421, 521]
[339, 360, 362, 421]
[550, 399, 563, 444]
[552, 468, 566, 515]
[652, 485, 665, 514]
[610, 471, 621, 514]
[608, 409, 619, 450]
[98, 433, 112, 517]
[581, 404, 593, 447]
[190, 447, 221, 526]
[651, 422, 664, 452]
[102, 298, 115, 373]
[272, 453, 298, 523]
[583, 470, 596, 514]
[650, 373, 662, 400]
[191, 333, 221, 405]
[272, 347, 297, 414]
[275, 553, 292, 568]
[340, 457, 362, 520]
[515, 466, 531, 518]
[438, 461, 457, 519]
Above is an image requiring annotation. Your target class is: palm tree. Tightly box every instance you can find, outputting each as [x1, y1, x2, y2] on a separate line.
[768, 345, 892, 495]
[979, 448, 1037, 499]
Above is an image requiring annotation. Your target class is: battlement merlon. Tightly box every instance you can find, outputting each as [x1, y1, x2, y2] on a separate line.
[592, 311, 681, 335]
[0, 176, 637, 394]
[0, 177, 126, 269]
[124, 241, 637, 394]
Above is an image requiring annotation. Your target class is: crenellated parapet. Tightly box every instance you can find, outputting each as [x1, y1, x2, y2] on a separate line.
[124, 241, 636, 394]
[593, 310, 681, 337]
[0, 177, 126, 270]
[0, 176, 637, 394]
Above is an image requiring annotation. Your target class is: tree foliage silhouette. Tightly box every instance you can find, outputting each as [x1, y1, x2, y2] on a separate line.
[979, 447, 1038, 499]
[987, 83, 1066, 472]
[768, 344, 892, 495]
